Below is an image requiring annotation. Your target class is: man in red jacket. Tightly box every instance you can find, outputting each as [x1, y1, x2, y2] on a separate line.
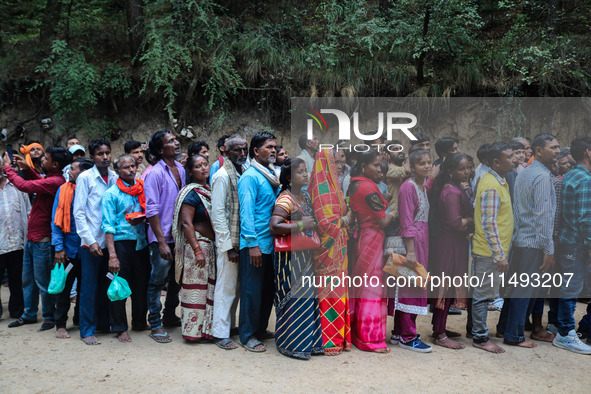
[4, 146, 70, 331]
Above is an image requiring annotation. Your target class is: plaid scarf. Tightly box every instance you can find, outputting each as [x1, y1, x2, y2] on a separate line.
[222, 158, 241, 251]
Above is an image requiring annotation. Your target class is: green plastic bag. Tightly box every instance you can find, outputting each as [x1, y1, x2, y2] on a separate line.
[107, 273, 132, 301]
[48, 263, 67, 294]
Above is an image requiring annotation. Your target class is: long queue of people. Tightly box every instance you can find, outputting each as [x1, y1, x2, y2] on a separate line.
[1, 129, 590, 358]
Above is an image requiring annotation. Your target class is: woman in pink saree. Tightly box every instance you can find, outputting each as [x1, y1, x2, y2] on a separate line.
[348, 150, 394, 353]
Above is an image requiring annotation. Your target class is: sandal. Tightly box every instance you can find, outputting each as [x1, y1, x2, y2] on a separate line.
[150, 331, 172, 343]
[256, 330, 275, 340]
[215, 338, 238, 350]
[240, 336, 266, 352]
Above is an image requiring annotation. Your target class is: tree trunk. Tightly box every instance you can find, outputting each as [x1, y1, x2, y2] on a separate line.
[40, 0, 62, 43]
[126, 0, 145, 60]
[178, 77, 199, 125]
[416, 7, 431, 84]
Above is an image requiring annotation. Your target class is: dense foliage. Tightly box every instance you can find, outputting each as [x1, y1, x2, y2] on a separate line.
[1, 0, 589, 134]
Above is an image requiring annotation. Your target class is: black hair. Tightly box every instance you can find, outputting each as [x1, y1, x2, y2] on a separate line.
[88, 138, 111, 156]
[46, 146, 72, 171]
[350, 149, 380, 177]
[429, 152, 472, 236]
[385, 140, 403, 150]
[380, 160, 388, 176]
[510, 141, 525, 151]
[487, 142, 512, 163]
[277, 145, 284, 153]
[188, 140, 210, 157]
[570, 136, 591, 162]
[298, 134, 309, 150]
[124, 140, 142, 153]
[66, 136, 79, 143]
[279, 157, 305, 192]
[148, 130, 171, 160]
[434, 137, 459, 158]
[476, 143, 492, 165]
[531, 133, 556, 155]
[144, 148, 158, 166]
[249, 131, 276, 159]
[410, 132, 430, 146]
[409, 149, 430, 167]
[217, 135, 230, 152]
[557, 147, 571, 160]
[511, 137, 528, 145]
[184, 153, 208, 183]
[72, 157, 94, 172]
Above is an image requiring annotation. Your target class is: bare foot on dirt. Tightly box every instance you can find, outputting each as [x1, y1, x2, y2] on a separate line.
[433, 334, 465, 349]
[531, 329, 555, 342]
[504, 338, 537, 348]
[373, 347, 390, 354]
[473, 340, 505, 353]
[81, 336, 101, 346]
[56, 328, 70, 339]
[117, 331, 132, 343]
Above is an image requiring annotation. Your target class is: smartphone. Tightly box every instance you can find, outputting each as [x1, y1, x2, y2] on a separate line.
[6, 144, 14, 163]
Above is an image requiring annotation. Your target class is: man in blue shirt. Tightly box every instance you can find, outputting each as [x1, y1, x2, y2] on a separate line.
[102, 154, 150, 343]
[238, 131, 280, 352]
[52, 158, 94, 339]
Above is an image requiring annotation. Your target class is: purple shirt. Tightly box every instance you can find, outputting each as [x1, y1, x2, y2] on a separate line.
[144, 159, 186, 244]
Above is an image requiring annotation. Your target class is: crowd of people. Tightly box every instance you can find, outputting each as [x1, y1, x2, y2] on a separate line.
[1, 129, 590, 359]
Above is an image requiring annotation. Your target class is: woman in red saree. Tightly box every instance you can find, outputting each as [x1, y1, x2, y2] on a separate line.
[309, 148, 353, 355]
[349, 150, 394, 353]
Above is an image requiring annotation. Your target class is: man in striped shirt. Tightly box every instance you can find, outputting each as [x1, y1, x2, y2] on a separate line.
[496, 134, 560, 348]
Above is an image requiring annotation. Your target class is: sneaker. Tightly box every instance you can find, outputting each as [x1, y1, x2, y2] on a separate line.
[546, 323, 558, 335]
[552, 330, 591, 355]
[390, 334, 401, 345]
[399, 336, 432, 353]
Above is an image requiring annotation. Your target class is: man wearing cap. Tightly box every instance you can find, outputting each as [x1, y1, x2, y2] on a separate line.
[63, 145, 86, 182]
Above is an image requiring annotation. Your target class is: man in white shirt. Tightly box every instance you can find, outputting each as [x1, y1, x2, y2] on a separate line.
[73, 138, 118, 346]
[210, 135, 248, 350]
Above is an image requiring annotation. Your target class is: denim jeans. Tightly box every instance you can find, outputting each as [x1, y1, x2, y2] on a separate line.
[471, 253, 502, 343]
[79, 247, 110, 338]
[21, 241, 55, 322]
[555, 244, 590, 336]
[496, 247, 543, 342]
[147, 242, 180, 330]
